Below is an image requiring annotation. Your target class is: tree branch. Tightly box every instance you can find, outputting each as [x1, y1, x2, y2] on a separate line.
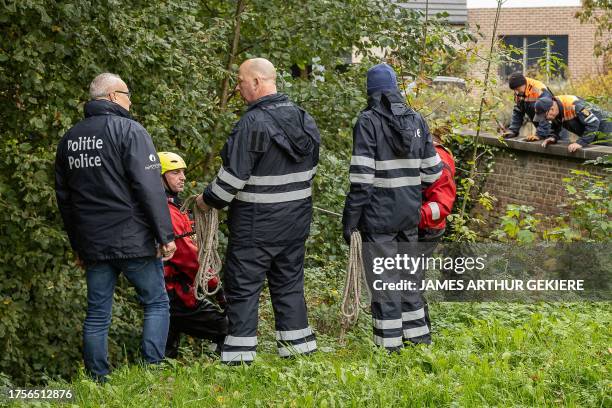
[219, 0, 246, 109]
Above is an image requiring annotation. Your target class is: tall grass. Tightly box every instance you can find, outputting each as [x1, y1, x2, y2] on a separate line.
[4, 301, 607, 407]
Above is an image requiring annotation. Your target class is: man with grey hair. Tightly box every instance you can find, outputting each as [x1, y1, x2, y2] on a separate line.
[55, 73, 176, 381]
[88, 73, 129, 102]
[195, 58, 320, 365]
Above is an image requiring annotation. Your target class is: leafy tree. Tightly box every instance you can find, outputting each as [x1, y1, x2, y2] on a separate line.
[575, 0, 611, 61]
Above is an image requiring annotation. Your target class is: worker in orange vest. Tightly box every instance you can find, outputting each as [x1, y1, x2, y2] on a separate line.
[503, 72, 554, 141]
[537, 96, 611, 152]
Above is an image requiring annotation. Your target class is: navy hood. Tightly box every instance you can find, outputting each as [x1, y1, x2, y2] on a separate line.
[368, 89, 416, 155]
[250, 93, 320, 163]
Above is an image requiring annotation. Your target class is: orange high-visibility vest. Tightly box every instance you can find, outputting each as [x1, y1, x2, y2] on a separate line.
[523, 78, 548, 102]
[556, 95, 579, 121]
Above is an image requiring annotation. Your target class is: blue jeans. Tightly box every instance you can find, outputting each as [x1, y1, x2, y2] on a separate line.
[83, 257, 169, 379]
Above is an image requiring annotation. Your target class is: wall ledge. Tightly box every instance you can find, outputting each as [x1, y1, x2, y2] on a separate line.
[460, 130, 612, 161]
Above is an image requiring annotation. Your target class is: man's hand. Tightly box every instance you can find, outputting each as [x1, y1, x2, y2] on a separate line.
[525, 134, 539, 142]
[196, 194, 210, 212]
[501, 130, 517, 139]
[74, 254, 85, 269]
[159, 241, 177, 261]
[541, 137, 556, 148]
[567, 143, 583, 153]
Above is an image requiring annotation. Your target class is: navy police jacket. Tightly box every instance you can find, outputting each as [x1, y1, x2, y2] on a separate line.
[55, 99, 174, 261]
[203, 93, 320, 246]
[342, 90, 444, 234]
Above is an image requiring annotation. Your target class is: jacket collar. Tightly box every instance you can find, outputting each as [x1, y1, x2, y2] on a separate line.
[366, 89, 413, 119]
[367, 89, 405, 108]
[247, 93, 288, 111]
[165, 189, 183, 207]
[553, 98, 565, 123]
[84, 99, 133, 119]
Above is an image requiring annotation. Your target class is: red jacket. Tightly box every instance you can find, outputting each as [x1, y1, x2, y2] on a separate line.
[419, 144, 456, 231]
[164, 195, 218, 309]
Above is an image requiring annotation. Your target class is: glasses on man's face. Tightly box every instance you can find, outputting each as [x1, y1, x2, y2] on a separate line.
[114, 90, 131, 99]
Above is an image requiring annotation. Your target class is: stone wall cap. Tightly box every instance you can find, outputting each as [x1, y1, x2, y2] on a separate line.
[461, 130, 612, 160]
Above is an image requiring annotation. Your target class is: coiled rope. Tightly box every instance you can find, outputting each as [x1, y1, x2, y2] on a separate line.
[313, 207, 366, 332]
[340, 230, 367, 331]
[173, 201, 364, 325]
[181, 195, 222, 299]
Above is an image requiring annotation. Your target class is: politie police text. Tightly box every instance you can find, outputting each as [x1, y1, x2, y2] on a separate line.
[67, 136, 103, 169]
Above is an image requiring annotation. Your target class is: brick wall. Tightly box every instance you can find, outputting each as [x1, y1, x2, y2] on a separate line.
[468, 7, 609, 80]
[469, 133, 611, 233]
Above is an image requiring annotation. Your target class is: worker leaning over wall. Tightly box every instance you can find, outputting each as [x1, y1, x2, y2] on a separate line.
[503, 72, 554, 141]
[195, 58, 320, 365]
[158, 152, 228, 358]
[342, 63, 444, 352]
[538, 95, 612, 152]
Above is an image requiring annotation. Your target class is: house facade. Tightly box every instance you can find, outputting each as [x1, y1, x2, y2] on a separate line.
[352, 0, 608, 81]
[351, 0, 468, 63]
[468, 0, 609, 80]
[399, 0, 467, 25]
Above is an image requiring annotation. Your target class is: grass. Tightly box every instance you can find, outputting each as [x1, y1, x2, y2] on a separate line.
[6, 301, 610, 407]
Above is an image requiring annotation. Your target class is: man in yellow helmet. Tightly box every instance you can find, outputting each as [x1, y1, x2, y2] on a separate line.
[158, 152, 227, 357]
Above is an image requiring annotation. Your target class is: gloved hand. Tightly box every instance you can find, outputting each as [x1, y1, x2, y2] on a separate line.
[343, 227, 355, 245]
[215, 287, 227, 308]
[501, 130, 518, 139]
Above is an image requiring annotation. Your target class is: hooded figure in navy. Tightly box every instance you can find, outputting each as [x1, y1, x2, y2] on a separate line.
[343, 63, 443, 351]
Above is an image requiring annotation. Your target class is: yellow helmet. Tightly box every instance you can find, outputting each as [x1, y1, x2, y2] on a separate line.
[158, 152, 187, 175]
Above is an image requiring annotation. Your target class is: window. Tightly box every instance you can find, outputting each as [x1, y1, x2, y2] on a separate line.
[499, 35, 568, 79]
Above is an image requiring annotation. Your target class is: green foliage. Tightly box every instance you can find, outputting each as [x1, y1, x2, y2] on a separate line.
[555, 71, 612, 111]
[491, 205, 540, 243]
[545, 169, 612, 242]
[491, 167, 611, 243]
[534, 38, 568, 82]
[380, 8, 475, 86]
[585, 154, 612, 167]
[0, 0, 233, 384]
[575, 0, 612, 59]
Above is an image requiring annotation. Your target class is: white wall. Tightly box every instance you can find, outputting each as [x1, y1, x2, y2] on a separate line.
[467, 0, 580, 8]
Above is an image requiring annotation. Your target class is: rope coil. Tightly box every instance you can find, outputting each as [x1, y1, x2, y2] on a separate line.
[181, 195, 222, 299]
[177, 200, 363, 325]
[341, 230, 367, 329]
